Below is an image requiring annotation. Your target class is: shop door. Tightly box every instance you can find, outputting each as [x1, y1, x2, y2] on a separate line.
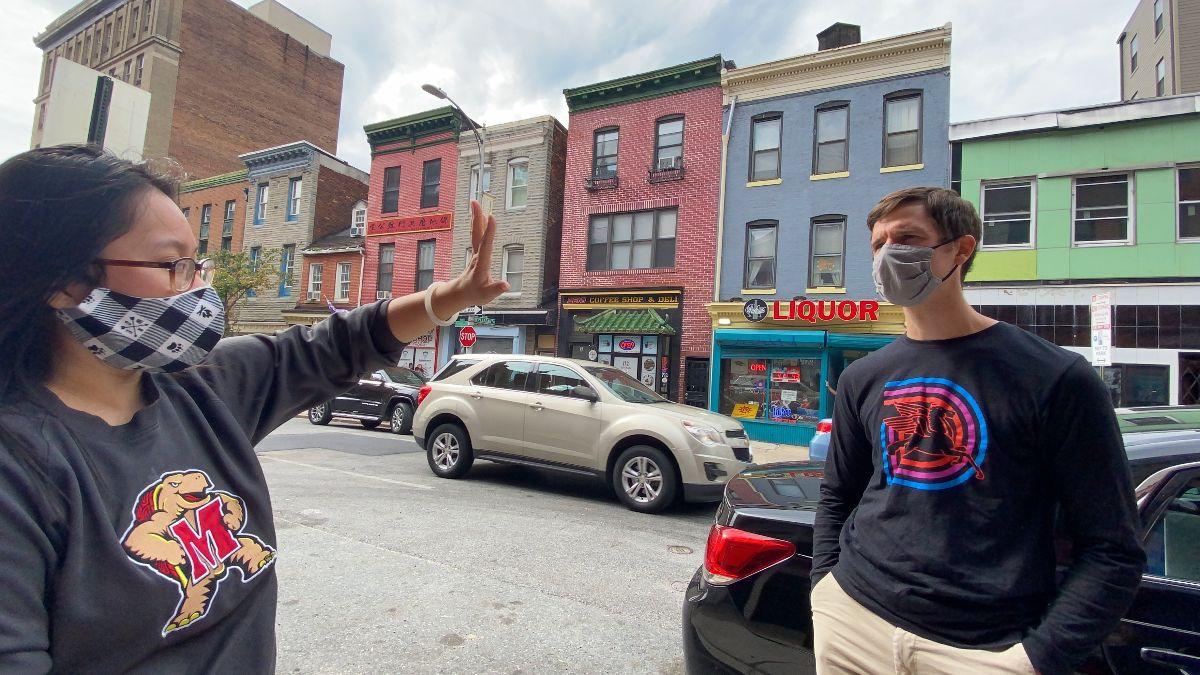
[684, 358, 709, 408]
[1182, 353, 1200, 405]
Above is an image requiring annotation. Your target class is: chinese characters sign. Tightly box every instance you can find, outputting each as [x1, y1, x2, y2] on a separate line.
[367, 212, 453, 237]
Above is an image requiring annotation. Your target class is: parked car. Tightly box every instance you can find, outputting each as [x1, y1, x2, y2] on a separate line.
[412, 354, 752, 513]
[1126, 429, 1200, 487]
[684, 437, 1200, 674]
[807, 419, 832, 462]
[308, 366, 427, 434]
[1118, 405, 1200, 433]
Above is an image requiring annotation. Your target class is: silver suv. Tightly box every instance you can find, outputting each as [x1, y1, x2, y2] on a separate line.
[412, 354, 752, 513]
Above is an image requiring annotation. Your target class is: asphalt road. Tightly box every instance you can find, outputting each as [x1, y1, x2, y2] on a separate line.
[258, 417, 718, 674]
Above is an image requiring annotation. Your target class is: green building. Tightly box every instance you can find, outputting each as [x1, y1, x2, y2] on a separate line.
[951, 94, 1200, 407]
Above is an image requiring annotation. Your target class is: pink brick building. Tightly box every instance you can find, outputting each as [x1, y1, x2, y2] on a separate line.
[559, 55, 725, 405]
[362, 108, 465, 376]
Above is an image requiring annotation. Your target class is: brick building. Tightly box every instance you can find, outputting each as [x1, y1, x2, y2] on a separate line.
[362, 108, 465, 372]
[559, 56, 725, 404]
[235, 141, 368, 333]
[32, 0, 343, 179]
[448, 116, 567, 358]
[286, 200, 367, 325]
[178, 170, 249, 254]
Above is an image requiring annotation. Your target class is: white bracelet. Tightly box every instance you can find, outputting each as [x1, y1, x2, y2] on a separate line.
[424, 282, 457, 327]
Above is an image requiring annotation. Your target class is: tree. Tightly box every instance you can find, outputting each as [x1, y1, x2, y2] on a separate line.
[209, 248, 280, 333]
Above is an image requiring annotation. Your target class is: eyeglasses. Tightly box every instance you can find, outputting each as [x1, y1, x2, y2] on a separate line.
[97, 257, 215, 292]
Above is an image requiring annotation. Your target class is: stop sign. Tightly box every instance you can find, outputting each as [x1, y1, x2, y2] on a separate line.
[458, 326, 477, 349]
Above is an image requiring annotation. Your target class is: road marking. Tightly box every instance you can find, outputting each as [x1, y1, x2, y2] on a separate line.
[260, 455, 434, 490]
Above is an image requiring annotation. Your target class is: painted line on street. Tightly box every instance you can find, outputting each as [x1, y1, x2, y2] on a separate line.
[260, 454, 435, 490]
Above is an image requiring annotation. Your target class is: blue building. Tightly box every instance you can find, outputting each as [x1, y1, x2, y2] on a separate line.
[708, 23, 952, 445]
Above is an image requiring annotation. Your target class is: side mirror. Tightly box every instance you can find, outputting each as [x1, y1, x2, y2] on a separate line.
[572, 385, 600, 403]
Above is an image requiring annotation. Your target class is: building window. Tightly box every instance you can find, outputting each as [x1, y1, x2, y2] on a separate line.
[381, 166, 400, 213]
[220, 237, 230, 252]
[122, 59, 131, 81]
[469, 164, 491, 201]
[884, 92, 922, 167]
[198, 239, 207, 255]
[1155, 0, 1165, 35]
[587, 208, 676, 271]
[351, 201, 367, 236]
[593, 128, 618, 178]
[750, 113, 782, 181]
[287, 177, 302, 221]
[143, 0, 151, 31]
[1130, 34, 1139, 72]
[116, 17, 124, 46]
[377, 244, 395, 297]
[810, 217, 845, 288]
[279, 244, 295, 296]
[224, 200, 236, 232]
[813, 103, 849, 174]
[38, 104, 46, 130]
[416, 240, 435, 291]
[247, 246, 260, 297]
[135, 54, 143, 85]
[130, 8, 139, 38]
[981, 180, 1035, 247]
[1096, 364, 1169, 407]
[744, 221, 777, 289]
[308, 263, 323, 299]
[254, 183, 268, 225]
[507, 158, 528, 209]
[1074, 174, 1132, 244]
[103, 22, 111, 55]
[421, 159, 441, 209]
[654, 117, 684, 169]
[1156, 58, 1167, 96]
[182, 207, 190, 219]
[199, 204, 211, 242]
[336, 262, 352, 301]
[502, 246, 523, 293]
[1180, 167, 1200, 240]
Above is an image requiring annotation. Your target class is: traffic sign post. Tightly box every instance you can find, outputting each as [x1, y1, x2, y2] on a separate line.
[458, 326, 478, 350]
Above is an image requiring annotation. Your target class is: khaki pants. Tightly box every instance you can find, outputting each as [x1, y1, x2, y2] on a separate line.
[811, 574, 1036, 675]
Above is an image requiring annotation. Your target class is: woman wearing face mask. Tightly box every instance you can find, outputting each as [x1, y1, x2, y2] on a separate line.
[0, 145, 508, 672]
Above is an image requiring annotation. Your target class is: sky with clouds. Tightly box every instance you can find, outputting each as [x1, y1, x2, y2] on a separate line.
[3, 0, 1134, 173]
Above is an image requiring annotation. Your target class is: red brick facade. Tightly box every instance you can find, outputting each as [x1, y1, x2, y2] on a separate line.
[314, 166, 369, 242]
[362, 131, 457, 301]
[298, 250, 365, 309]
[561, 82, 723, 401]
[179, 180, 247, 255]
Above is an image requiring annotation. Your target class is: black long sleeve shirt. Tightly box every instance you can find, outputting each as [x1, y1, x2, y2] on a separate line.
[0, 301, 406, 673]
[811, 322, 1145, 675]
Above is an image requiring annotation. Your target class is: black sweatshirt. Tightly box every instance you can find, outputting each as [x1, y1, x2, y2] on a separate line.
[812, 322, 1145, 675]
[0, 301, 406, 674]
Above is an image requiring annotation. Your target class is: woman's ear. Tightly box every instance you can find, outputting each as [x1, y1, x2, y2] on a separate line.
[48, 282, 92, 310]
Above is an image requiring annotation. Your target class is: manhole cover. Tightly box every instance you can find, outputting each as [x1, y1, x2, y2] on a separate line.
[668, 545, 693, 555]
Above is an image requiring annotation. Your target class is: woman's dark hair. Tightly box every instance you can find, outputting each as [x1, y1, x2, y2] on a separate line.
[0, 144, 178, 396]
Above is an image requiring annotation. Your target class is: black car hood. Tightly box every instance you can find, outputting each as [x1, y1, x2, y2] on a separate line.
[724, 461, 825, 511]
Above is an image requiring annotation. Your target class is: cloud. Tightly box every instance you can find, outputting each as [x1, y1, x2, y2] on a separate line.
[2, 0, 1135, 173]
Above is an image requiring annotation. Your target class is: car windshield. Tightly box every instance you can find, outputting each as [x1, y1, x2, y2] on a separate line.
[584, 366, 667, 404]
[381, 367, 426, 386]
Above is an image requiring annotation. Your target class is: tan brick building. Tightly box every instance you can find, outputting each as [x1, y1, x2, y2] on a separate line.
[449, 115, 567, 357]
[31, 0, 344, 179]
[1119, 0, 1200, 100]
[235, 141, 367, 333]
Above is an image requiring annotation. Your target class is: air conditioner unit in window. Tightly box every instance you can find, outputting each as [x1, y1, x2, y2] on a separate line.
[350, 224, 364, 236]
[658, 157, 681, 170]
[307, 291, 320, 301]
[376, 291, 392, 300]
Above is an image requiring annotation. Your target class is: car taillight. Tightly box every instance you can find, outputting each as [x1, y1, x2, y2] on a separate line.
[416, 385, 432, 407]
[816, 420, 833, 434]
[703, 524, 796, 585]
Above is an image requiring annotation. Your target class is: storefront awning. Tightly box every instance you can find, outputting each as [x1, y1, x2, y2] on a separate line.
[574, 308, 677, 335]
[826, 333, 897, 351]
[715, 329, 826, 349]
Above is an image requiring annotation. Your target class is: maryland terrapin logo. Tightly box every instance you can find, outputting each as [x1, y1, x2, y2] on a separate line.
[121, 470, 276, 636]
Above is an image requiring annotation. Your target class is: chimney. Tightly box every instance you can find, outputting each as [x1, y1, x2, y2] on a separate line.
[817, 23, 862, 51]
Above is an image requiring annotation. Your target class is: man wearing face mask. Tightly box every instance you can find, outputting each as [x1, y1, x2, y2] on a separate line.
[809, 187, 1145, 675]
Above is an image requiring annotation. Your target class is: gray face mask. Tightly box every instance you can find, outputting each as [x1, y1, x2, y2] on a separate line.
[871, 240, 959, 307]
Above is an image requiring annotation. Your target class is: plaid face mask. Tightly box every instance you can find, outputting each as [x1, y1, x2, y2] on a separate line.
[56, 285, 226, 373]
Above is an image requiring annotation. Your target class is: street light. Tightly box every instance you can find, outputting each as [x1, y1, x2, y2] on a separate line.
[421, 83, 491, 213]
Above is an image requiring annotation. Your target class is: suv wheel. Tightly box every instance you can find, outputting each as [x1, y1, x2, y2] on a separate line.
[427, 424, 473, 478]
[308, 403, 332, 425]
[390, 402, 415, 435]
[613, 446, 678, 513]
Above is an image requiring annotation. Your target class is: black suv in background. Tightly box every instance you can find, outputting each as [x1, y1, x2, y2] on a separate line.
[309, 367, 427, 434]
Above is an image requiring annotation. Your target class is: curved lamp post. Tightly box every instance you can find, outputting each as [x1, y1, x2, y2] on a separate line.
[421, 84, 491, 213]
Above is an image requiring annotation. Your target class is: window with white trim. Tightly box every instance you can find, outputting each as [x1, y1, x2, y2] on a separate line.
[502, 246, 523, 294]
[351, 201, 367, 236]
[1073, 174, 1132, 245]
[416, 240, 435, 291]
[308, 263, 323, 298]
[1179, 166, 1200, 240]
[470, 164, 491, 201]
[377, 244, 394, 296]
[809, 217, 845, 288]
[1157, 58, 1167, 96]
[336, 262, 352, 301]
[287, 177, 302, 220]
[744, 221, 777, 289]
[1155, 0, 1165, 36]
[749, 114, 781, 181]
[981, 180, 1035, 247]
[884, 92, 922, 167]
[813, 103, 849, 174]
[1130, 34, 1139, 72]
[507, 159, 528, 209]
[587, 208, 676, 271]
[254, 183, 268, 225]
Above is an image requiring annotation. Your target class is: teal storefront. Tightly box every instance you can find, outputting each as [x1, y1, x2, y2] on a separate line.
[709, 328, 896, 446]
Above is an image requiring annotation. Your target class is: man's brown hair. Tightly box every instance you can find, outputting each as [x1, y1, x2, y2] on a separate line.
[867, 186, 983, 277]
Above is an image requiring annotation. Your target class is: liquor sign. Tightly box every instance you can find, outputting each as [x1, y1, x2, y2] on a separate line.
[743, 299, 882, 324]
[1090, 293, 1112, 367]
[366, 212, 453, 237]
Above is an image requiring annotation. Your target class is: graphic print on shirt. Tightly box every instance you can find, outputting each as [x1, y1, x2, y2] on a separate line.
[879, 377, 989, 490]
[120, 470, 276, 636]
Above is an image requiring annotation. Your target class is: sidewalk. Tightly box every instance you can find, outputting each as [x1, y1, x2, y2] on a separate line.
[749, 441, 810, 464]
